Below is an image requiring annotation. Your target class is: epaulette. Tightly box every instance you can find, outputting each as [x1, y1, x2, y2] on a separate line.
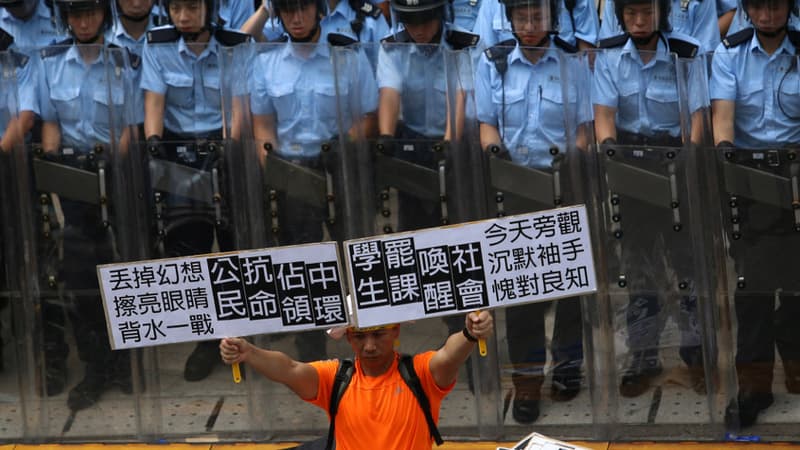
[382, 29, 410, 44]
[445, 29, 479, 50]
[667, 37, 698, 58]
[328, 32, 357, 47]
[352, 0, 383, 19]
[722, 28, 753, 49]
[40, 38, 73, 58]
[0, 28, 13, 52]
[146, 26, 180, 44]
[215, 28, 251, 47]
[553, 35, 578, 53]
[787, 29, 800, 51]
[597, 33, 627, 49]
[484, 39, 515, 75]
[9, 49, 28, 69]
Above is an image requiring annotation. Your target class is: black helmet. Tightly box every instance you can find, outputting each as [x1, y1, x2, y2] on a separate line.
[163, 0, 217, 29]
[742, 0, 794, 23]
[500, 0, 559, 32]
[390, 0, 447, 25]
[271, 0, 326, 21]
[54, 0, 112, 35]
[614, 0, 671, 32]
[0, 0, 33, 8]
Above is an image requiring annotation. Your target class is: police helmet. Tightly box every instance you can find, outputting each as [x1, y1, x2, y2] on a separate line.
[500, 0, 559, 32]
[271, 0, 327, 22]
[614, 0, 671, 32]
[55, 0, 113, 33]
[163, 0, 218, 28]
[0, 0, 34, 8]
[391, 0, 447, 25]
[741, 0, 794, 21]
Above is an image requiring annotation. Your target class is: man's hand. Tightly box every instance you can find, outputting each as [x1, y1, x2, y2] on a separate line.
[465, 310, 493, 341]
[146, 135, 164, 158]
[220, 337, 252, 365]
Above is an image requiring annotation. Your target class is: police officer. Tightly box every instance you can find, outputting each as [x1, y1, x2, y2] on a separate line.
[593, 0, 706, 399]
[241, 0, 389, 44]
[37, 0, 137, 409]
[141, 0, 251, 381]
[107, 0, 157, 49]
[599, 0, 720, 52]
[710, 0, 800, 428]
[0, 0, 62, 51]
[474, 0, 588, 423]
[473, 0, 598, 51]
[249, 0, 378, 361]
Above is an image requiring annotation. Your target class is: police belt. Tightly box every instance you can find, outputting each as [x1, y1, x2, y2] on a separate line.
[617, 129, 682, 148]
[160, 128, 224, 168]
[32, 146, 109, 205]
[148, 129, 225, 203]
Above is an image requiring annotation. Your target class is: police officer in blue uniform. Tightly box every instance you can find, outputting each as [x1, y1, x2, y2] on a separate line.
[241, 0, 389, 44]
[475, 0, 588, 423]
[141, 0, 251, 381]
[593, 0, 706, 399]
[249, 0, 378, 360]
[0, 0, 62, 52]
[599, 0, 720, 52]
[473, 0, 598, 50]
[107, 0, 157, 50]
[710, 0, 800, 428]
[36, 0, 137, 409]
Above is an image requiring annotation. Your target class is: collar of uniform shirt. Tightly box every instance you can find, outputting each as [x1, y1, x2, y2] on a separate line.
[509, 40, 559, 66]
[749, 30, 795, 56]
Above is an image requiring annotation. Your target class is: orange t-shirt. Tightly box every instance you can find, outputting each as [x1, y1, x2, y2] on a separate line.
[307, 351, 454, 450]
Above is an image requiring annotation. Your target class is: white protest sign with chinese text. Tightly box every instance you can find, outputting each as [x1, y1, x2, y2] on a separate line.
[344, 205, 596, 328]
[97, 242, 347, 349]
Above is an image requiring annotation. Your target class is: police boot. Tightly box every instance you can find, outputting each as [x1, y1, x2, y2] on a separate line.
[511, 374, 543, 424]
[619, 350, 663, 398]
[551, 362, 582, 402]
[44, 342, 69, 396]
[184, 340, 221, 382]
[110, 351, 133, 394]
[725, 362, 774, 429]
[68, 362, 111, 411]
[783, 360, 800, 394]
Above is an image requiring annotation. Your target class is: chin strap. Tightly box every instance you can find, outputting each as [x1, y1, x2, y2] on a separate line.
[288, 19, 320, 42]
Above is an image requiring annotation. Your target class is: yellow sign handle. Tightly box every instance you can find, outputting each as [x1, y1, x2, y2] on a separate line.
[476, 310, 487, 357]
[232, 362, 242, 383]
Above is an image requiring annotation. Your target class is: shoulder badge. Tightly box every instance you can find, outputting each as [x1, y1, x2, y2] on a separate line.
[215, 28, 252, 47]
[722, 28, 754, 49]
[597, 33, 628, 49]
[147, 26, 180, 44]
[328, 32, 357, 47]
[445, 29, 480, 50]
[40, 38, 74, 59]
[667, 37, 699, 58]
[382, 29, 410, 44]
[553, 35, 578, 53]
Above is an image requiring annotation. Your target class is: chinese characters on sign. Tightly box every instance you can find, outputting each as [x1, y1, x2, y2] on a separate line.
[97, 243, 347, 349]
[345, 205, 597, 328]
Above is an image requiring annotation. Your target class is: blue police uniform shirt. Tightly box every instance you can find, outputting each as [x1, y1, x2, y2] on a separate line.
[37, 42, 132, 151]
[140, 27, 231, 136]
[105, 15, 156, 124]
[452, 0, 484, 31]
[599, 0, 719, 53]
[0, 49, 36, 138]
[219, 0, 255, 29]
[716, 0, 736, 16]
[475, 39, 588, 169]
[593, 31, 703, 139]
[473, 0, 599, 49]
[709, 31, 800, 147]
[0, 0, 62, 52]
[249, 27, 379, 158]
[376, 23, 475, 138]
[261, 0, 391, 42]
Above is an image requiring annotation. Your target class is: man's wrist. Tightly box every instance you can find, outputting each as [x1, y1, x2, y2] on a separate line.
[462, 327, 478, 343]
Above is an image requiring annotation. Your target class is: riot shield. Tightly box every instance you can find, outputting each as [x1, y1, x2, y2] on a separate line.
[707, 52, 800, 432]
[474, 41, 599, 434]
[19, 43, 144, 437]
[134, 38, 269, 438]
[592, 48, 719, 433]
[0, 47, 31, 441]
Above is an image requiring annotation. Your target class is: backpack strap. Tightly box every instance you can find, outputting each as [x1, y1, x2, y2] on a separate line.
[398, 354, 444, 446]
[326, 359, 355, 450]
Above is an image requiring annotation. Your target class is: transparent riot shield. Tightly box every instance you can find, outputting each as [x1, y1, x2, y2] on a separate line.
[19, 43, 143, 438]
[474, 42, 600, 436]
[707, 52, 800, 434]
[0, 48, 30, 441]
[592, 48, 719, 434]
[134, 39, 269, 439]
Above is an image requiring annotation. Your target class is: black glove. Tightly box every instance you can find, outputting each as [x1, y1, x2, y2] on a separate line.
[602, 137, 617, 145]
[716, 140, 735, 149]
[432, 140, 450, 153]
[146, 135, 164, 158]
[375, 134, 396, 157]
[487, 143, 511, 161]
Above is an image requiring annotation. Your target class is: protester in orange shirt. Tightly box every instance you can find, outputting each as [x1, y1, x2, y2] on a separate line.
[219, 311, 493, 450]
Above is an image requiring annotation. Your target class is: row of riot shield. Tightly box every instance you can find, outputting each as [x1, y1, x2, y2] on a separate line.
[2, 39, 800, 443]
